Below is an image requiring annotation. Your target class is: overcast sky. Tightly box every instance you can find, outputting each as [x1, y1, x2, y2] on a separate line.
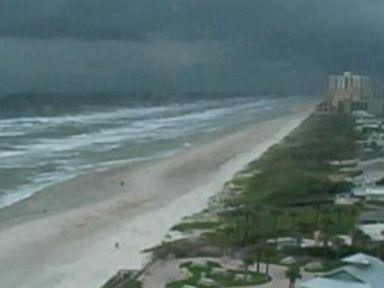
[0, 0, 383, 94]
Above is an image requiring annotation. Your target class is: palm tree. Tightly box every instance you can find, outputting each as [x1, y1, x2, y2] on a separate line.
[320, 217, 335, 260]
[289, 211, 301, 246]
[332, 236, 346, 259]
[230, 208, 247, 244]
[222, 225, 235, 239]
[236, 206, 258, 245]
[352, 228, 370, 249]
[263, 245, 276, 275]
[253, 243, 263, 273]
[207, 228, 232, 256]
[243, 207, 257, 243]
[289, 211, 300, 231]
[314, 203, 322, 229]
[271, 209, 283, 246]
[296, 221, 313, 236]
[242, 255, 255, 280]
[295, 221, 313, 250]
[285, 264, 302, 288]
[241, 204, 264, 243]
[334, 206, 343, 231]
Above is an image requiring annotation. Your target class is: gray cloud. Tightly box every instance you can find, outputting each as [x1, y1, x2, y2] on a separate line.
[0, 0, 383, 93]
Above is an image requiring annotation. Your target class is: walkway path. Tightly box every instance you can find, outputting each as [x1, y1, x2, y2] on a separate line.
[140, 257, 314, 288]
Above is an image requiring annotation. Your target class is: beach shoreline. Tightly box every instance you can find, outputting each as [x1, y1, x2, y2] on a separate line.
[0, 102, 315, 288]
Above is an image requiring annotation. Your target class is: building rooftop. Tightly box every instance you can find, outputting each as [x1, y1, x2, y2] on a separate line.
[359, 209, 384, 224]
[298, 277, 371, 288]
[343, 253, 375, 265]
[353, 187, 384, 197]
[297, 253, 384, 288]
[358, 224, 384, 242]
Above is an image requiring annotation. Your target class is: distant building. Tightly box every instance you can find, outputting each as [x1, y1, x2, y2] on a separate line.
[334, 193, 359, 206]
[328, 71, 372, 114]
[358, 224, 384, 243]
[325, 71, 384, 116]
[353, 186, 384, 202]
[296, 253, 384, 288]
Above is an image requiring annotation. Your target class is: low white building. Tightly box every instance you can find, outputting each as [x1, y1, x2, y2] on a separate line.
[335, 193, 360, 205]
[329, 159, 358, 167]
[353, 186, 384, 201]
[297, 253, 384, 288]
[356, 123, 382, 133]
[352, 110, 376, 120]
[358, 224, 384, 242]
[266, 236, 335, 250]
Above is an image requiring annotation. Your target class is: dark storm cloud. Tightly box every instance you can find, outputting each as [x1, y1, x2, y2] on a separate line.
[0, 0, 382, 41]
[2, 0, 231, 39]
[0, 0, 175, 40]
[0, 0, 384, 93]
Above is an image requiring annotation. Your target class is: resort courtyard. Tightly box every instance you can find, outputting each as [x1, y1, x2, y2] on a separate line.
[141, 257, 314, 288]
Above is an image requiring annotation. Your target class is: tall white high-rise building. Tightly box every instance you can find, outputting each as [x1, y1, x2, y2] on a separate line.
[329, 71, 372, 100]
[327, 71, 374, 114]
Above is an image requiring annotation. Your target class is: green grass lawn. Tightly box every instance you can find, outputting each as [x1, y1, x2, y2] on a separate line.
[166, 261, 270, 288]
[214, 114, 361, 245]
[159, 114, 363, 263]
[238, 114, 357, 206]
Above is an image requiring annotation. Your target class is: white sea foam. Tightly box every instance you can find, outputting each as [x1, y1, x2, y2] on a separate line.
[0, 150, 180, 209]
[0, 96, 290, 209]
[0, 150, 25, 158]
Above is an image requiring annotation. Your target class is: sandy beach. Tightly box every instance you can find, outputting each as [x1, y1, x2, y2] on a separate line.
[0, 103, 314, 288]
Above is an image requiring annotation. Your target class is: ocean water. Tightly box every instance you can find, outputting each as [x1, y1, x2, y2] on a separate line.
[0, 94, 304, 209]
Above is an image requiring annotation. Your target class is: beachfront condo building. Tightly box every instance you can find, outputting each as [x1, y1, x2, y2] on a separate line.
[321, 71, 384, 116]
[327, 71, 378, 114]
